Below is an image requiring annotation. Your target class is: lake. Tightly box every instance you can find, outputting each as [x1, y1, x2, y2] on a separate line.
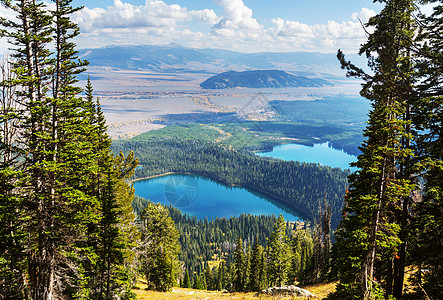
[256, 142, 357, 171]
[133, 174, 303, 221]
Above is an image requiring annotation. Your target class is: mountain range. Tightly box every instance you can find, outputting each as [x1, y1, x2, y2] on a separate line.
[78, 44, 366, 78]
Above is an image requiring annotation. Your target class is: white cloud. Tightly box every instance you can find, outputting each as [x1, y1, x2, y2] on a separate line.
[265, 8, 376, 52]
[0, 1, 378, 54]
[211, 0, 263, 37]
[351, 7, 376, 23]
[74, 0, 219, 32]
[190, 9, 220, 25]
[270, 18, 314, 38]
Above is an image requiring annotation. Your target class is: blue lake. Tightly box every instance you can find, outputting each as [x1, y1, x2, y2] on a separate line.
[256, 142, 357, 171]
[133, 174, 303, 221]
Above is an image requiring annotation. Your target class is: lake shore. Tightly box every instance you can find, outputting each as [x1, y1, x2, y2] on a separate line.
[132, 171, 312, 222]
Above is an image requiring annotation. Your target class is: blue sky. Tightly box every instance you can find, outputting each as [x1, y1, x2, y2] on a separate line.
[72, 0, 383, 25]
[1, 0, 387, 53]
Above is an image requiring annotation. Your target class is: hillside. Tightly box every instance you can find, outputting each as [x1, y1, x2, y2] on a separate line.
[200, 70, 332, 89]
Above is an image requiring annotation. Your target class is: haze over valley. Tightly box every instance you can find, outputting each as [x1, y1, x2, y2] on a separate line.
[78, 44, 367, 147]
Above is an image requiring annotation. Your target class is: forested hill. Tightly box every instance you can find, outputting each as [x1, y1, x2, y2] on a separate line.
[200, 70, 332, 89]
[112, 138, 349, 228]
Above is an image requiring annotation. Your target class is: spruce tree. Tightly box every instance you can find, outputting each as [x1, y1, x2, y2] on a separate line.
[249, 235, 265, 291]
[267, 214, 291, 287]
[291, 229, 313, 284]
[259, 248, 268, 290]
[243, 242, 251, 291]
[233, 236, 245, 291]
[0, 56, 27, 299]
[140, 203, 180, 292]
[333, 0, 416, 298]
[183, 269, 192, 288]
[411, 1, 443, 297]
[204, 261, 213, 290]
[0, 1, 139, 297]
[192, 273, 200, 289]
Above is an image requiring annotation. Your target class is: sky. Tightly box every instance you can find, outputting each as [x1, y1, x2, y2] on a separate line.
[1, 0, 389, 53]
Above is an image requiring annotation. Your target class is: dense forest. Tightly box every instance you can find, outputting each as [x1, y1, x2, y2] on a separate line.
[132, 120, 364, 155]
[133, 196, 287, 276]
[133, 196, 327, 293]
[114, 138, 350, 228]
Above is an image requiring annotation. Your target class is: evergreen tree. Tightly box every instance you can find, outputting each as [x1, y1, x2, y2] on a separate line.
[333, 0, 416, 298]
[411, 1, 443, 298]
[0, 0, 103, 297]
[139, 203, 180, 292]
[192, 273, 200, 289]
[243, 242, 251, 291]
[204, 261, 213, 290]
[267, 214, 291, 286]
[291, 229, 313, 284]
[259, 248, 268, 290]
[183, 269, 192, 288]
[217, 261, 225, 290]
[210, 265, 219, 290]
[200, 271, 207, 290]
[0, 56, 27, 299]
[249, 236, 265, 292]
[233, 237, 245, 291]
[312, 199, 332, 282]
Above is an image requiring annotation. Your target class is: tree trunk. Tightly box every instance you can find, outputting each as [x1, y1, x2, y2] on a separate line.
[364, 156, 387, 300]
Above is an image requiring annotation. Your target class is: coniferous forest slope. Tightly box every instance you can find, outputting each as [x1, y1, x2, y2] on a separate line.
[114, 138, 349, 228]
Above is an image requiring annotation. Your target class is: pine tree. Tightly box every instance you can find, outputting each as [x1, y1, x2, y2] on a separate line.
[312, 198, 332, 282]
[291, 229, 313, 284]
[183, 269, 192, 288]
[0, 1, 102, 297]
[140, 203, 180, 292]
[1, 2, 55, 296]
[204, 261, 213, 290]
[243, 242, 251, 291]
[217, 261, 225, 290]
[233, 236, 245, 291]
[249, 235, 265, 292]
[0, 56, 27, 299]
[0, 1, 139, 298]
[267, 214, 291, 286]
[259, 248, 268, 290]
[192, 273, 200, 289]
[411, 1, 443, 297]
[333, 0, 416, 298]
[200, 271, 207, 290]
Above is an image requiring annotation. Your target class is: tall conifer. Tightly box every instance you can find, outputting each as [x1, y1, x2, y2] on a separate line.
[333, 0, 416, 298]
[267, 214, 291, 286]
[0, 1, 139, 298]
[233, 236, 245, 291]
[412, 1, 443, 297]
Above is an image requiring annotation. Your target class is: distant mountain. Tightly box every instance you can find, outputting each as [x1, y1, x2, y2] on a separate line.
[79, 44, 367, 78]
[79, 45, 217, 72]
[200, 70, 332, 89]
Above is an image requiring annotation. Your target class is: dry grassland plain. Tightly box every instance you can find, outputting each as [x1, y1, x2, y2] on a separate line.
[79, 67, 361, 139]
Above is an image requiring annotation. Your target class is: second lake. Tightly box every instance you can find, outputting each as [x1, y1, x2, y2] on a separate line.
[256, 142, 357, 171]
